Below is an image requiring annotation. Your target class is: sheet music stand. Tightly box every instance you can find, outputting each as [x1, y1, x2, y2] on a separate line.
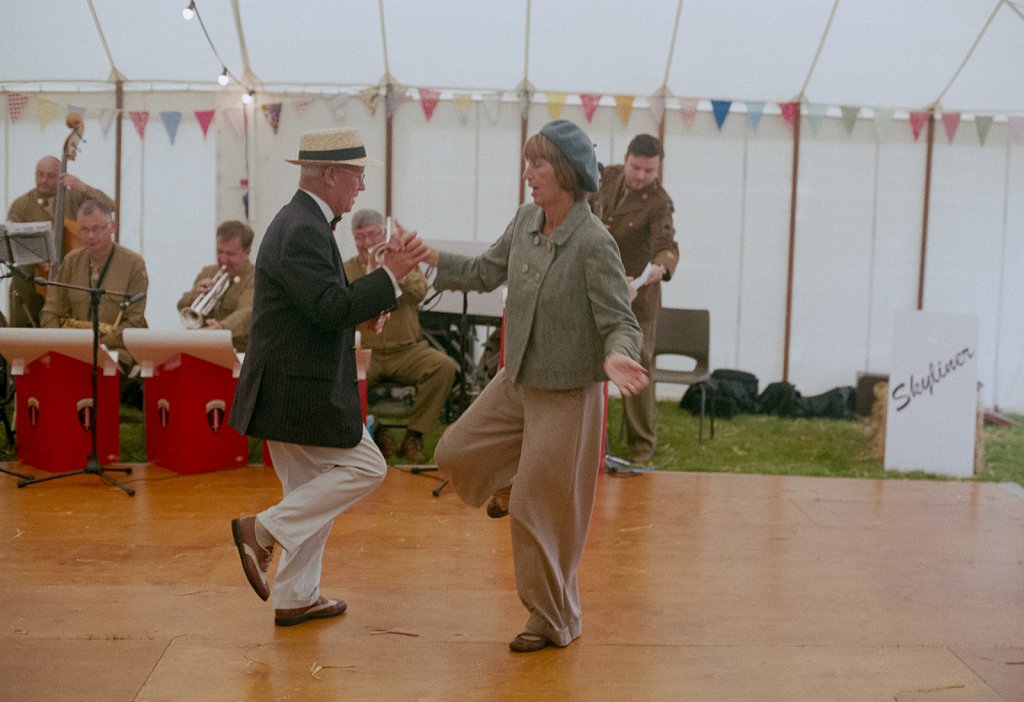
[0, 222, 53, 267]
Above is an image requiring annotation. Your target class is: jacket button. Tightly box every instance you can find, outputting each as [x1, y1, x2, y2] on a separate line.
[534, 236, 540, 245]
[521, 263, 529, 273]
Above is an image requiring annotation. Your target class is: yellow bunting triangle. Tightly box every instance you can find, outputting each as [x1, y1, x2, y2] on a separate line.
[546, 92, 568, 120]
[614, 95, 634, 126]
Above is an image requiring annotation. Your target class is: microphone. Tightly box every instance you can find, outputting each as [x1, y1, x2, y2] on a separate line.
[122, 291, 147, 306]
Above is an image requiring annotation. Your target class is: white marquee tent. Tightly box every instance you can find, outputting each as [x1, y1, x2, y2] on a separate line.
[3, 0, 1024, 410]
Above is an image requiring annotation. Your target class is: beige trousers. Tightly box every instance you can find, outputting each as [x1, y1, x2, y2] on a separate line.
[259, 430, 386, 609]
[434, 369, 605, 646]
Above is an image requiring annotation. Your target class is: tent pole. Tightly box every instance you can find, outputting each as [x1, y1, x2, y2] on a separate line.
[918, 110, 935, 310]
[782, 104, 801, 383]
[114, 80, 124, 242]
[518, 112, 528, 205]
[385, 87, 394, 218]
[658, 105, 666, 181]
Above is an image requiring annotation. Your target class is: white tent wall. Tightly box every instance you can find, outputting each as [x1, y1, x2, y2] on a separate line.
[2, 94, 1022, 411]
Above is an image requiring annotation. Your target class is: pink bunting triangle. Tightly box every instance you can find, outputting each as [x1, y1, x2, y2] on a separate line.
[678, 98, 698, 126]
[129, 111, 149, 140]
[779, 102, 800, 129]
[580, 93, 601, 123]
[261, 102, 282, 134]
[418, 88, 440, 121]
[194, 110, 215, 138]
[1009, 116, 1024, 143]
[293, 97, 312, 117]
[6, 92, 29, 122]
[908, 111, 930, 141]
[941, 112, 961, 143]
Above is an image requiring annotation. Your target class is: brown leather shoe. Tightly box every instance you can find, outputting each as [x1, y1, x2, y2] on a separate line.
[399, 433, 424, 462]
[374, 428, 396, 458]
[274, 596, 348, 627]
[231, 515, 274, 601]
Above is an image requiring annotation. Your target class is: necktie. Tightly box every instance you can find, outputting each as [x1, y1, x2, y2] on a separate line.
[330, 214, 342, 231]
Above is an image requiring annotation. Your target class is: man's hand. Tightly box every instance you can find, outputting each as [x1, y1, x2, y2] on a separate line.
[382, 221, 428, 280]
[194, 277, 215, 294]
[357, 312, 390, 335]
[60, 174, 88, 193]
[604, 352, 649, 397]
[204, 319, 224, 330]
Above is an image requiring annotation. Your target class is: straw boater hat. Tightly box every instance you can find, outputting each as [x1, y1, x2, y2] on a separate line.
[286, 127, 382, 166]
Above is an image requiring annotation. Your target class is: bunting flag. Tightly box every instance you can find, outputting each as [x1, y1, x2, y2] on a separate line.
[68, 104, 87, 119]
[7, 92, 29, 122]
[807, 103, 828, 133]
[908, 111, 930, 141]
[840, 105, 860, 135]
[481, 91, 502, 124]
[648, 92, 666, 124]
[38, 98, 58, 130]
[99, 108, 117, 138]
[711, 100, 731, 130]
[779, 102, 799, 129]
[516, 82, 534, 118]
[941, 112, 961, 143]
[293, 97, 313, 117]
[746, 101, 765, 131]
[614, 95, 634, 126]
[129, 111, 149, 140]
[975, 115, 993, 146]
[418, 88, 441, 121]
[159, 111, 182, 144]
[385, 83, 407, 119]
[453, 92, 473, 124]
[194, 109, 215, 138]
[225, 107, 246, 138]
[873, 108, 894, 139]
[545, 92, 568, 120]
[358, 87, 381, 116]
[329, 94, 350, 121]
[1009, 115, 1024, 143]
[678, 97, 698, 126]
[580, 93, 601, 122]
[261, 102, 282, 134]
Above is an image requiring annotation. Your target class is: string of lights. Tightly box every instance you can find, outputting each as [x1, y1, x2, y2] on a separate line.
[182, 1, 250, 95]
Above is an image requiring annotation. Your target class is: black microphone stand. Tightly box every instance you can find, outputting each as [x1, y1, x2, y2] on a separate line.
[18, 277, 140, 496]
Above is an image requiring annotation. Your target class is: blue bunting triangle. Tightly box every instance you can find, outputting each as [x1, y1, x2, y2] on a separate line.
[711, 100, 732, 130]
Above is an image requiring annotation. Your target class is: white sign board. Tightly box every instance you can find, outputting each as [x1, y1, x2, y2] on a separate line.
[885, 311, 979, 477]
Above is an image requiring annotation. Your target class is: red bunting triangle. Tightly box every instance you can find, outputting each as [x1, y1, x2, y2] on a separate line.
[908, 111, 930, 141]
[779, 102, 800, 129]
[941, 112, 961, 143]
[580, 93, 601, 122]
[129, 111, 149, 140]
[418, 88, 440, 121]
[194, 110, 215, 138]
[7, 92, 29, 123]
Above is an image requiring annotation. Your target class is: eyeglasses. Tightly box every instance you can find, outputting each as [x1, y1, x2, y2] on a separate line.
[78, 222, 112, 235]
[335, 167, 365, 187]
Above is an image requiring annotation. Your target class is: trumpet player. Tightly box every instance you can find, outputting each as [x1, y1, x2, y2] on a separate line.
[176, 220, 255, 353]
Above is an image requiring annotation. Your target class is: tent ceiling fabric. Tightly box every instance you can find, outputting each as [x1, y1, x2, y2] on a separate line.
[3, 0, 1024, 112]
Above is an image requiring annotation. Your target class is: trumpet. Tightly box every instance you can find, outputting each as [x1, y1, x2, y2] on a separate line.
[181, 266, 232, 329]
[364, 217, 393, 273]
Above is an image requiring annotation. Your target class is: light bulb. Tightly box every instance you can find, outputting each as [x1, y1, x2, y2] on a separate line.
[242, 91, 254, 105]
[182, 2, 196, 20]
[217, 69, 229, 87]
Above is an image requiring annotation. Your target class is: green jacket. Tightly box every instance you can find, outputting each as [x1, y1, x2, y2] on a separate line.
[436, 201, 642, 390]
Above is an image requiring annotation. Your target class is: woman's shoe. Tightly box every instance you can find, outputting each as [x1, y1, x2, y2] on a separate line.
[509, 632, 553, 653]
[486, 494, 509, 518]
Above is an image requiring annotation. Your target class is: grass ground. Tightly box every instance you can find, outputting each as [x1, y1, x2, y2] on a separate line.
[5, 402, 1022, 488]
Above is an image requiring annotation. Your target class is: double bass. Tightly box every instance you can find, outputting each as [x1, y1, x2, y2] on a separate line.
[43, 112, 86, 286]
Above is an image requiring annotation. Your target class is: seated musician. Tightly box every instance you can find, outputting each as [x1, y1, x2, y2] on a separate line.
[176, 220, 255, 353]
[6, 155, 115, 328]
[343, 209, 458, 461]
[39, 199, 149, 404]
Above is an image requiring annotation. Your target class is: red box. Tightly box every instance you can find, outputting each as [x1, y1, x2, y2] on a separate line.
[16, 351, 120, 472]
[144, 354, 247, 474]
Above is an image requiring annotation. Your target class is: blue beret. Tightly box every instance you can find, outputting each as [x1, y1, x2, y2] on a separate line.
[539, 120, 599, 192]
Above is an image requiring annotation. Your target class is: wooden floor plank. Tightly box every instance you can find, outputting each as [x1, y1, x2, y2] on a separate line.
[1, 463, 1022, 700]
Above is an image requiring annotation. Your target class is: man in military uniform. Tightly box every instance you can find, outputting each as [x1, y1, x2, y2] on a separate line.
[177, 220, 255, 353]
[343, 209, 458, 462]
[6, 156, 115, 327]
[590, 134, 679, 464]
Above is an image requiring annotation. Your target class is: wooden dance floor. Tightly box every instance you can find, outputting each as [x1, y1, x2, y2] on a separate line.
[1, 461, 1022, 701]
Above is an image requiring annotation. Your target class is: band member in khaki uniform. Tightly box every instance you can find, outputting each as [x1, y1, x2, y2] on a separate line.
[590, 134, 679, 464]
[343, 209, 458, 461]
[6, 156, 115, 327]
[177, 220, 255, 353]
[39, 199, 148, 373]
